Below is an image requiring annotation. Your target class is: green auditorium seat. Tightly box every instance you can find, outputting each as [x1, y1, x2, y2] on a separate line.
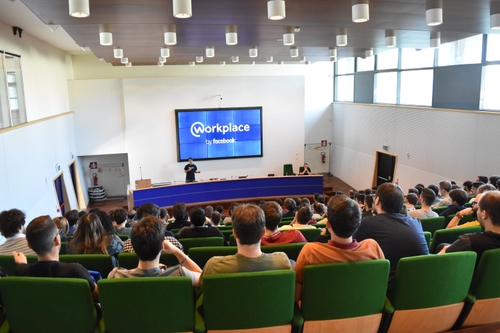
[179, 237, 225, 254]
[188, 246, 238, 269]
[297, 228, 322, 242]
[419, 216, 445, 236]
[0, 277, 103, 333]
[299, 260, 390, 333]
[283, 164, 294, 176]
[261, 243, 306, 261]
[58, 254, 115, 278]
[428, 226, 482, 254]
[117, 252, 178, 271]
[381, 252, 476, 333]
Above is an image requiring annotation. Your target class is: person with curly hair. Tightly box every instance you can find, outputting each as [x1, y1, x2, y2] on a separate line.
[0, 208, 35, 255]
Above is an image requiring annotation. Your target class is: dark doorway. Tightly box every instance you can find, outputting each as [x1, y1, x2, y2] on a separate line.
[53, 174, 69, 216]
[372, 151, 398, 187]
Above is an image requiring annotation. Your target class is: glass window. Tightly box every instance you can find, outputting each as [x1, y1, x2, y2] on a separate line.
[438, 34, 482, 66]
[356, 56, 374, 72]
[400, 69, 433, 106]
[377, 49, 399, 70]
[401, 48, 435, 69]
[337, 57, 355, 74]
[374, 72, 398, 104]
[1, 53, 27, 128]
[486, 34, 500, 62]
[481, 65, 500, 110]
[336, 75, 354, 102]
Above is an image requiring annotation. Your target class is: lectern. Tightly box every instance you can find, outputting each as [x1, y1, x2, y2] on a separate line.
[135, 179, 152, 189]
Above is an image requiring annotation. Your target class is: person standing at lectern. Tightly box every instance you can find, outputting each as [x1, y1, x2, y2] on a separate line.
[299, 163, 311, 175]
[184, 157, 200, 183]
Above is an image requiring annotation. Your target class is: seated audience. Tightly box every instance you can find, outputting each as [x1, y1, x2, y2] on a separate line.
[204, 205, 214, 224]
[409, 188, 439, 219]
[159, 208, 169, 225]
[211, 211, 222, 226]
[13, 215, 98, 301]
[362, 195, 374, 218]
[294, 196, 384, 301]
[446, 194, 483, 229]
[477, 175, 489, 184]
[312, 202, 326, 219]
[108, 216, 201, 286]
[282, 198, 296, 218]
[0, 208, 35, 255]
[261, 202, 306, 246]
[53, 216, 70, 242]
[439, 189, 468, 217]
[222, 202, 240, 225]
[404, 193, 418, 211]
[355, 193, 365, 211]
[123, 203, 182, 252]
[354, 183, 429, 290]
[67, 213, 122, 266]
[112, 208, 131, 235]
[167, 202, 192, 231]
[65, 209, 79, 236]
[439, 191, 500, 263]
[199, 204, 292, 288]
[463, 180, 473, 196]
[299, 162, 311, 175]
[177, 206, 224, 239]
[279, 206, 316, 231]
[433, 180, 452, 207]
[428, 184, 441, 204]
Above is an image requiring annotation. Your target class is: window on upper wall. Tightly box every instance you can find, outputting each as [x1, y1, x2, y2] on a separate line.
[400, 69, 433, 106]
[401, 48, 435, 69]
[0, 52, 27, 129]
[377, 49, 399, 70]
[337, 57, 355, 74]
[486, 34, 500, 62]
[480, 65, 500, 111]
[356, 56, 375, 72]
[336, 75, 354, 102]
[438, 34, 482, 66]
[374, 72, 398, 104]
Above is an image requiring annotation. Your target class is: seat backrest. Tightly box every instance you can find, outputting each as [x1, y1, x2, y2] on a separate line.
[283, 164, 294, 176]
[469, 248, 500, 299]
[117, 252, 178, 271]
[202, 270, 295, 330]
[98, 277, 194, 333]
[301, 260, 390, 320]
[432, 206, 448, 215]
[261, 243, 306, 261]
[0, 255, 37, 276]
[188, 246, 237, 269]
[59, 254, 115, 278]
[388, 252, 476, 310]
[0, 277, 98, 333]
[420, 216, 446, 235]
[60, 241, 67, 254]
[117, 234, 129, 241]
[423, 231, 431, 249]
[179, 237, 225, 254]
[297, 228, 322, 242]
[429, 226, 482, 253]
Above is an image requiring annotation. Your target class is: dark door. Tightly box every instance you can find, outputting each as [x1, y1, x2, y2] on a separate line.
[375, 151, 397, 187]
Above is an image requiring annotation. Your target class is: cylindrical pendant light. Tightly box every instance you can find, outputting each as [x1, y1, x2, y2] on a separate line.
[365, 48, 373, 58]
[113, 48, 123, 58]
[385, 30, 396, 47]
[158, 62, 164, 67]
[69, 0, 90, 18]
[249, 46, 258, 58]
[290, 47, 298, 58]
[173, 0, 192, 19]
[250, 61, 256, 65]
[206, 46, 215, 58]
[126, 62, 132, 67]
[266, 56, 273, 62]
[231, 56, 239, 63]
[430, 31, 441, 48]
[100, 32, 113, 46]
[491, 1, 500, 30]
[300, 56, 306, 62]
[305, 61, 311, 65]
[196, 56, 204, 63]
[189, 61, 195, 66]
[283, 33, 294, 46]
[164, 24, 177, 45]
[159, 56, 166, 63]
[120, 57, 128, 64]
[278, 61, 284, 65]
[426, 0, 443, 26]
[352, 0, 369, 23]
[161, 47, 170, 58]
[220, 61, 226, 66]
[337, 28, 348, 46]
[226, 25, 238, 45]
[330, 56, 337, 62]
[268, 0, 286, 20]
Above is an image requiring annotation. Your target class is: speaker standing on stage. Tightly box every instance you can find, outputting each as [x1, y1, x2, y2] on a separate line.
[184, 157, 200, 183]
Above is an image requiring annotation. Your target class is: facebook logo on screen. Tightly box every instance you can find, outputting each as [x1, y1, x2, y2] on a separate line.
[176, 108, 262, 161]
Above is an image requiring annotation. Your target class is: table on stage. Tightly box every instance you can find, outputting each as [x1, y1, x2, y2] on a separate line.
[129, 175, 323, 208]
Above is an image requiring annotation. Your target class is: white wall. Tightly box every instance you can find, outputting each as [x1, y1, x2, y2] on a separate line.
[332, 103, 500, 192]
